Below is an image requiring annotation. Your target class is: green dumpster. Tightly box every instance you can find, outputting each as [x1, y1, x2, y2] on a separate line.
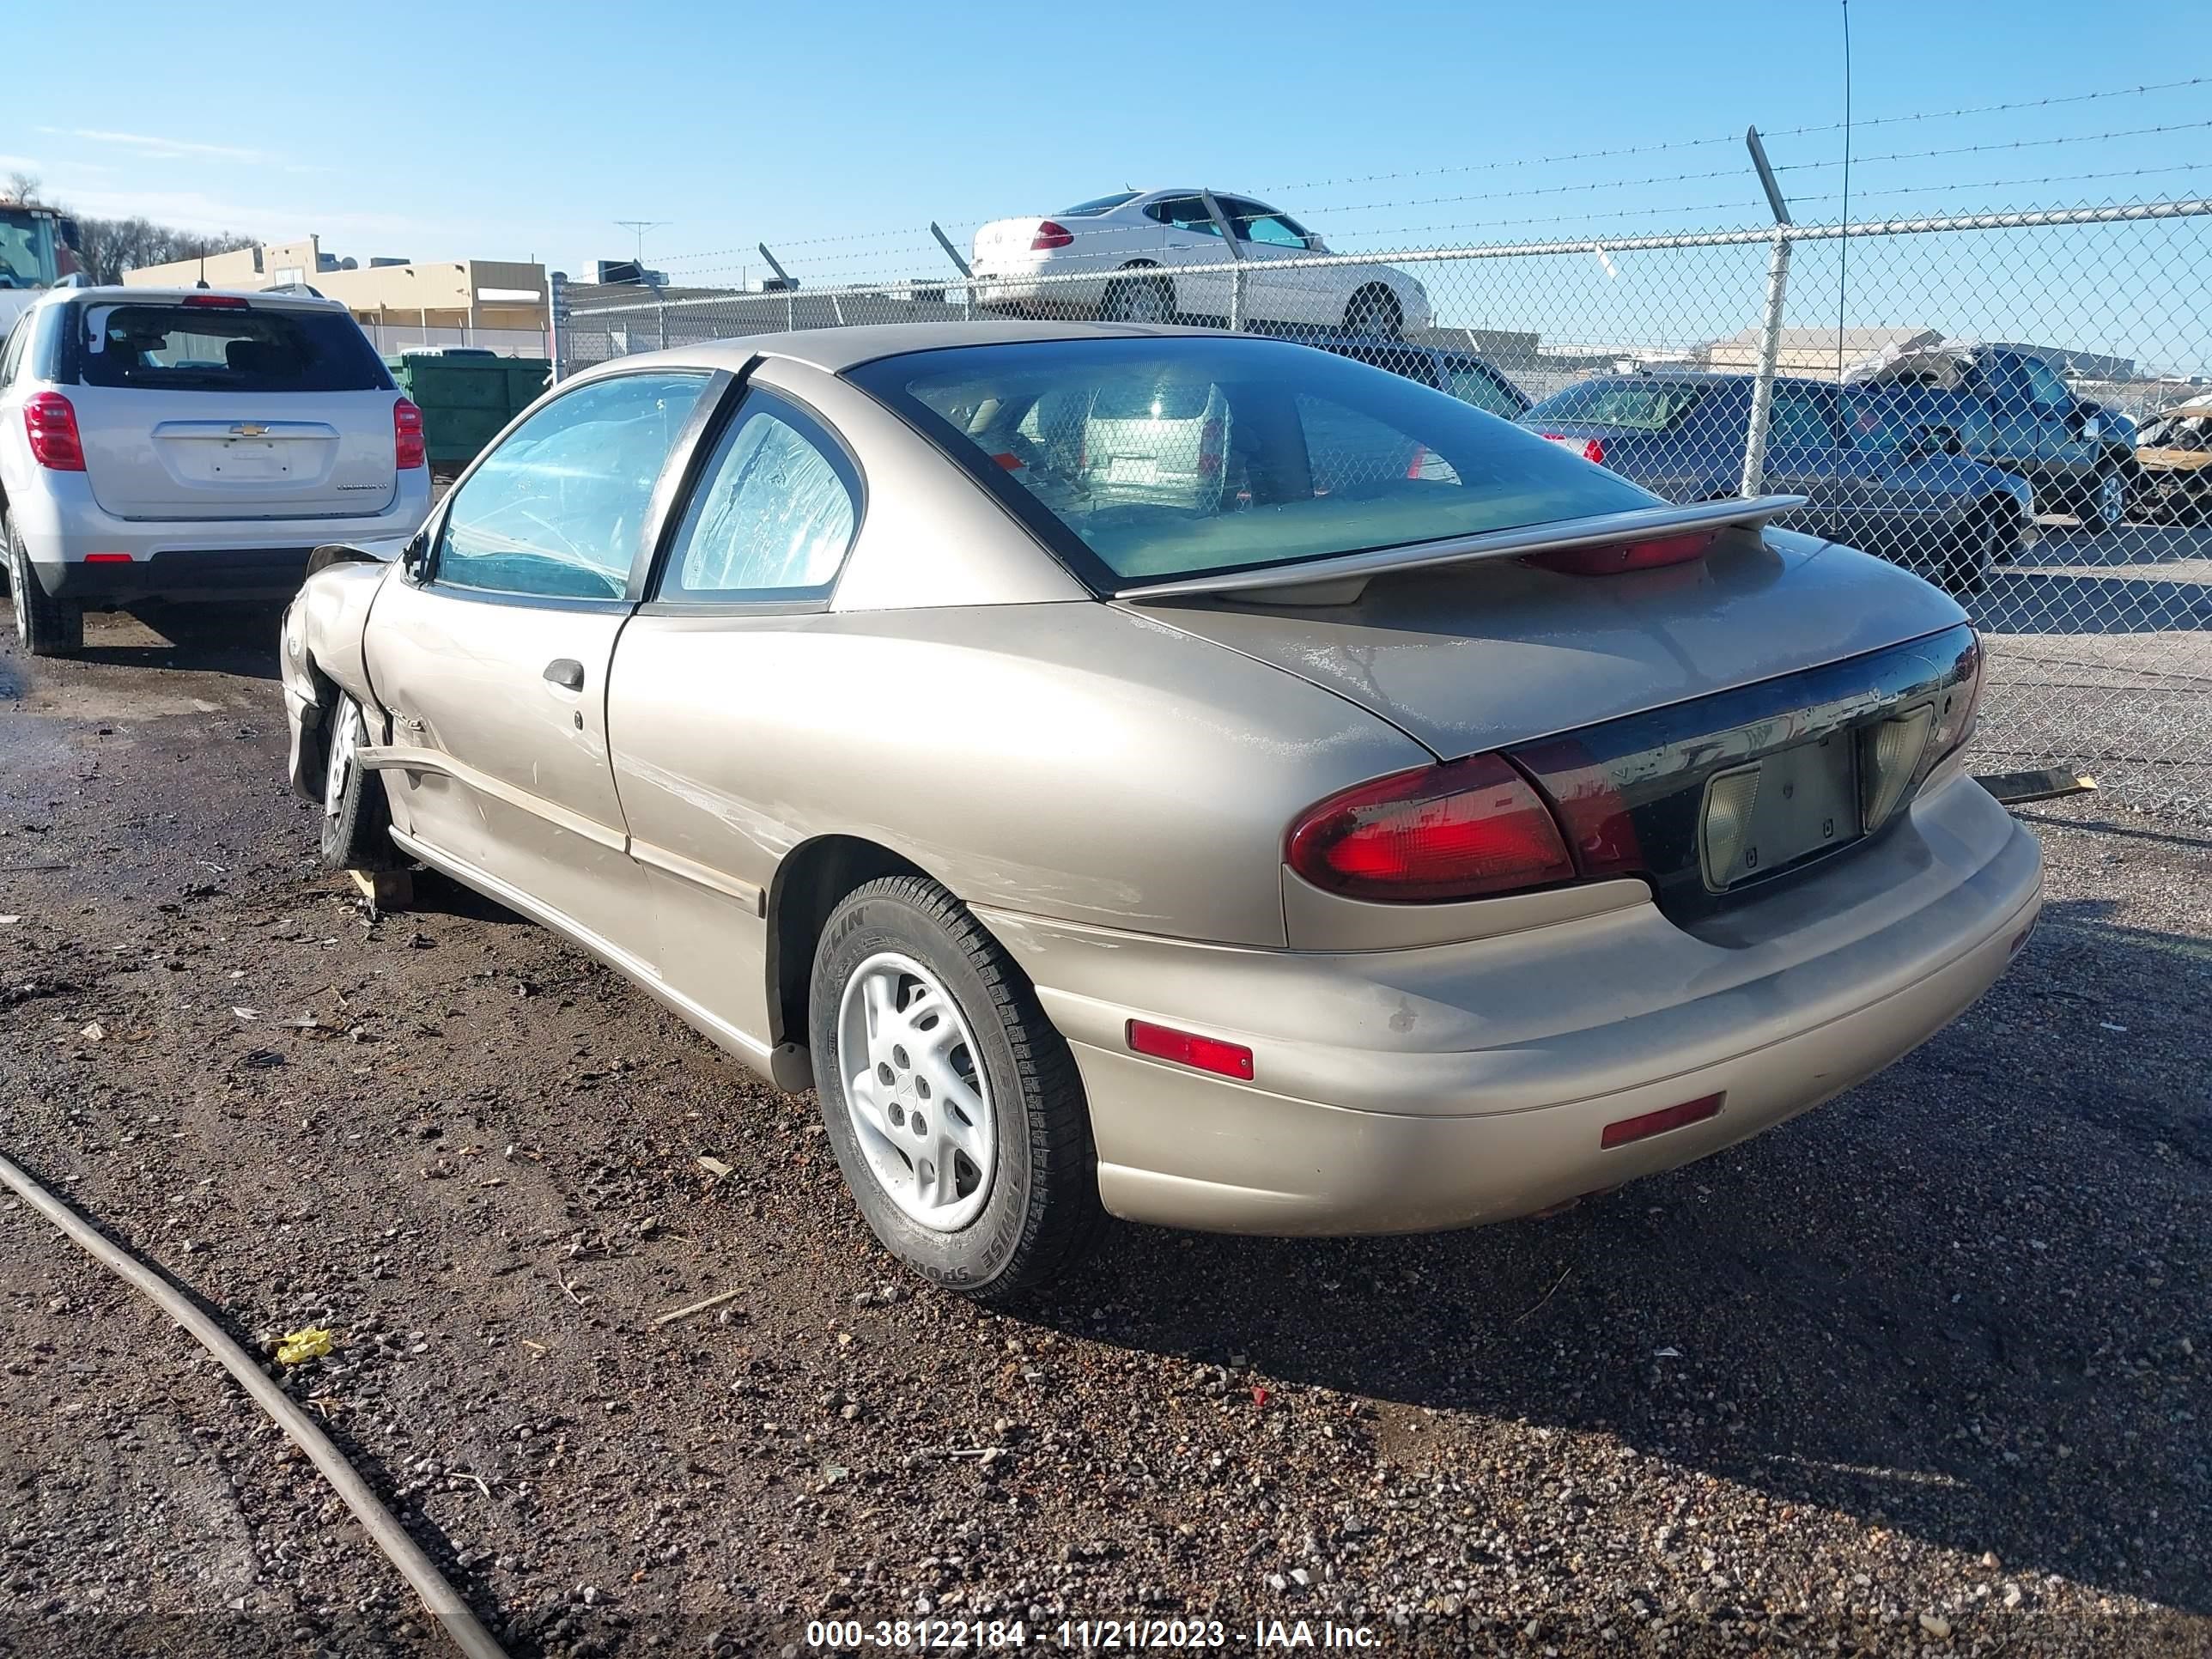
[385, 351, 552, 475]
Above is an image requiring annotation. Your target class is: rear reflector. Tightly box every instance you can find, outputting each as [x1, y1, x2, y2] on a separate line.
[1526, 531, 1715, 577]
[22, 392, 86, 471]
[1600, 1092, 1723, 1150]
[1287, 751, 1576, 902]
[84, 552, 134, 563]
[181, 293, 251, 308]
[1541, 434, 1606, 466]
[1127, 1019, 1255, 1080]
[1031, 221, 1075, 251]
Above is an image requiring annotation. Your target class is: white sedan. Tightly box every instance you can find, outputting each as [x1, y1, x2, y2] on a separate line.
[971, 189, 1433, 338]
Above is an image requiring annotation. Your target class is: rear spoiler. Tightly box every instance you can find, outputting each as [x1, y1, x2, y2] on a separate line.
[1111, 495, 1808, 606]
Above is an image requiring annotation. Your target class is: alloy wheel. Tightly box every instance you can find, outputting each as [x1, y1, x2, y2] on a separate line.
[324, 699, 365, 817]
[2099, 470, 2125, 527]
[836, 951, 995, 1231]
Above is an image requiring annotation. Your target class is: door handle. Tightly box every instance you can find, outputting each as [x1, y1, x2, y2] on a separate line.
[543, 659, 586, 692]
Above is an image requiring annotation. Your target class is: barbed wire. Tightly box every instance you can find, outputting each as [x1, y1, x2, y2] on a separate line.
[1257, 75, 2207, 193]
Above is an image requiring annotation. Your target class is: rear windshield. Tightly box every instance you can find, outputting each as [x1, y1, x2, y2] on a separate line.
[848, 337, 1655, 587]
[1529, 379, 1714, 432]
[71, 301, 392, 393]
[1059, 192, 1141, 216]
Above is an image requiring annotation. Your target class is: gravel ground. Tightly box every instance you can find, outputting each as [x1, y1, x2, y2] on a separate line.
[0, 606, 2207, 1659]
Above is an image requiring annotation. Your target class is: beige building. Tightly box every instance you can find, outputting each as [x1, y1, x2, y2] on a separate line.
[1697, 325, 1942, 380]
[124, 235, 548, 352]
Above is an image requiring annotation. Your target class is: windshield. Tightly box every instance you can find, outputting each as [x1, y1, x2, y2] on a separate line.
[850, 337, 1656, 587]
[0, 209, 61, 289]
[73, 302, 392, 392]
[1528, 379, 1714, 432]
[1060, 192, 1140, 216]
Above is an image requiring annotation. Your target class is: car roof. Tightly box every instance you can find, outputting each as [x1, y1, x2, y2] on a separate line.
[568, 319, 1264, 380]
[46, 284, 348, 313]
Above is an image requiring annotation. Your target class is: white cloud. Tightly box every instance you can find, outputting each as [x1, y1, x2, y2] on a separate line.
[39, 126, 280, 166]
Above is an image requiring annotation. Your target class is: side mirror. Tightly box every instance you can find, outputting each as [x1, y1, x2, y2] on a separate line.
[399, 534, 430, 581]
[2081, 413, 2103, 442]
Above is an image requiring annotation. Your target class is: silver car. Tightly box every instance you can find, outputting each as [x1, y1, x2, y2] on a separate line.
[0, 286, 433, 655]
[281, 322, 2041, 1301]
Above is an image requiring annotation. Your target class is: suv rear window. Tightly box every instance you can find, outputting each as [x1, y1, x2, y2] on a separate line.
[1530, 380, 1713, 432]
[71, 301, 392, 393]
[850, 337, 1655, 588]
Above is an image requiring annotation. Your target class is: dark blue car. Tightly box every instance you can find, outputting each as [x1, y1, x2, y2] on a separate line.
[1519, 373, 2035, 592]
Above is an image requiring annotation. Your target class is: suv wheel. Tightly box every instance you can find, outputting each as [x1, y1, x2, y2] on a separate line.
[2079, 466, 2126, 533]
[4, 514, 85, 659]
[810, 875, 1103, 1303]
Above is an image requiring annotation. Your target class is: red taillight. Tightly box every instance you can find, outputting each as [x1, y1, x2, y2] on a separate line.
[1127, 1019, 1255, 1080]
[393, 398, 426, 470]
[1600, 1092, 1723, 1150]
[1542, 433, 1606, 466]
[1197, 415, 1224, 478]
[1928, 631, 1983, 763]
[23, 392, 86, 471]
[1528, 531, 1715, 577]
[1287, 752, 1576, 903]
[1030, 221, 1075, 251]
[180, 293, 250, 308]
[83, 552, 134, 563]
[1405, 444, 1427, 479]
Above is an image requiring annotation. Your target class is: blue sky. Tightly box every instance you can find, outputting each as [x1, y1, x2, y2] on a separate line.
[7, 1, 2209, 365]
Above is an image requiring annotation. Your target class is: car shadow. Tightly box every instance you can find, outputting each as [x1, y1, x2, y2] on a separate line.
[67, 603, 286, 681]
[1028, 896, 2211, 1614]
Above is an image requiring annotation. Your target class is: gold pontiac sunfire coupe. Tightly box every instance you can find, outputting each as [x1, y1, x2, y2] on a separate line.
[281, 322, 2042, 1300]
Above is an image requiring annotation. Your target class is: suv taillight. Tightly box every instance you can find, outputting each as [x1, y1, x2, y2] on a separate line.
[1287, 752, 1576, 902]
[24, 392, 86, 471]
[394, 398, 426, 470]
[1030, 221, 1075, 251]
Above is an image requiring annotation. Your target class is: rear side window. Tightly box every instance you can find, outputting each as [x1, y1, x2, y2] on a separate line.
[1442, 361, 1528, 420]
[658, 391, 860, 603]
[70, 301, 392, 393]
[850, 337, 1655, 588]
[1529, 380, 1712, 432]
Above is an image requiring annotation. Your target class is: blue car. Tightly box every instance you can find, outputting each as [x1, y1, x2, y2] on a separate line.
[1519, 373, 2035, 592]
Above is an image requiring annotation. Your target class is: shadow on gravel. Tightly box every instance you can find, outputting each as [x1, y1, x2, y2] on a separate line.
[69, 604, 286, 680]
[1966, 570, 2212, 633]
[1036, 899, 2211, 1615]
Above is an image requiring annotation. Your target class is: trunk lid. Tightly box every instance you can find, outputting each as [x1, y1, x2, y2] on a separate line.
[1133, 526, 1966, 761]
[65, 295, 400, 522]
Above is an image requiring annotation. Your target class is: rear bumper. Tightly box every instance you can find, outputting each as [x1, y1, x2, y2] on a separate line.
[11, 471, 430, 605]
[977, 769, 2042, 1235]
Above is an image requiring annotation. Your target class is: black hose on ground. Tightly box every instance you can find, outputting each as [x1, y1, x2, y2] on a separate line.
[0, 1147, 511, 1659]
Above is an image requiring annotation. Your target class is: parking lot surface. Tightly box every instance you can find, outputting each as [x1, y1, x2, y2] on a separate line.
[0, 606, 2207, 1657]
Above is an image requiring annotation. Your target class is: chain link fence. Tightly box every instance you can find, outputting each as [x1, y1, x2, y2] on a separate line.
[556, 188, 2212, 820]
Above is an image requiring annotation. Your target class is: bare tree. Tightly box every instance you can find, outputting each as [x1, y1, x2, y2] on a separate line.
[67, 216, 258, 285]
[3, 171, 40, 205]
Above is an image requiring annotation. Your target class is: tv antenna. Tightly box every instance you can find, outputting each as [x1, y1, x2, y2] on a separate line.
[613, 219, 669, 270]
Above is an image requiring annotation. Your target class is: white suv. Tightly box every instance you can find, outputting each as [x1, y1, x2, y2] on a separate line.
[0, 286, 433, 656]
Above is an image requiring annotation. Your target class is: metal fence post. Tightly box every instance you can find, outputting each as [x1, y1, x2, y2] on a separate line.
[1739, 128, 1796, 498]
[1739, 230, 1793, 497]
[1198, 188, 1245, 331]
[547, 271, 567, 385]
